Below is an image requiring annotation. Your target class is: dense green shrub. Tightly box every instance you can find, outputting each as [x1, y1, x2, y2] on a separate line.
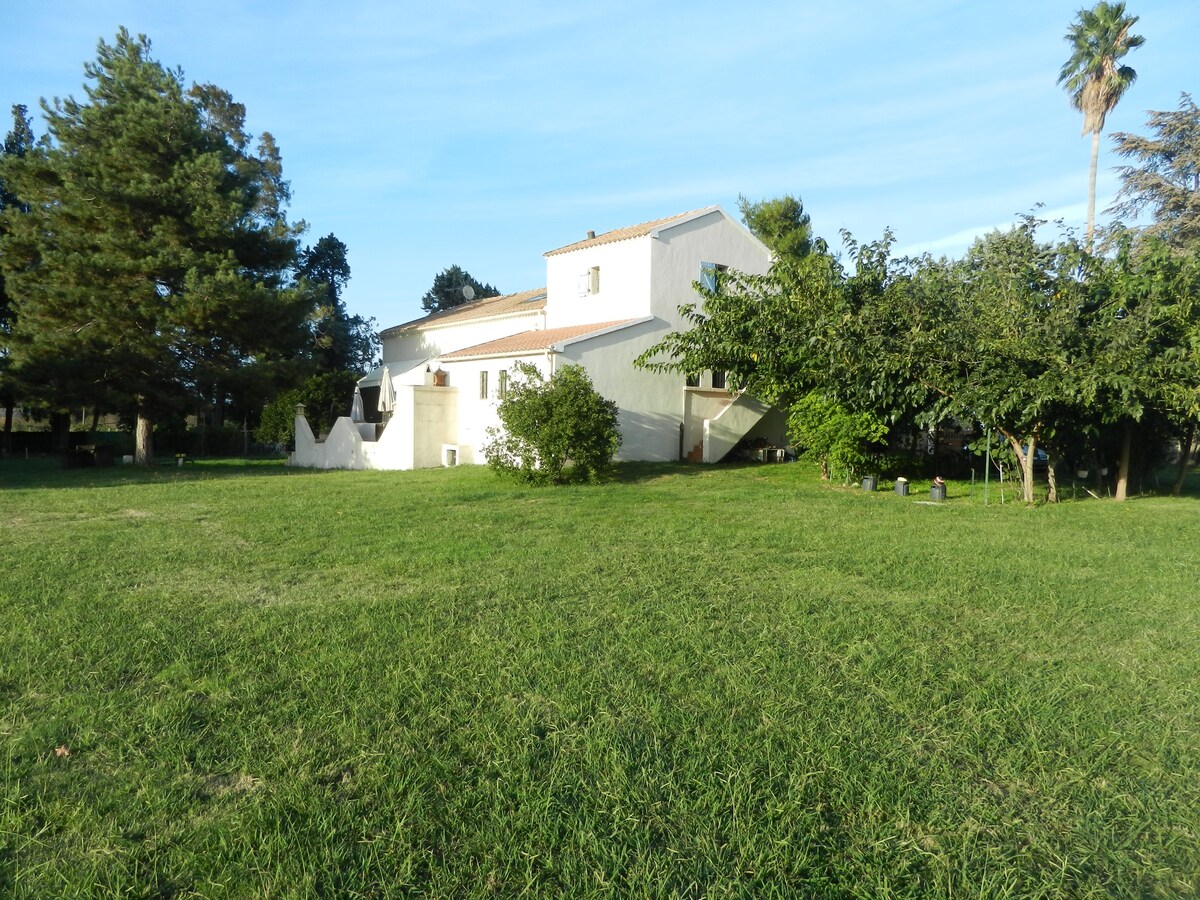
[484, 363, 620, 484]
[789, 390, 888, 482]
[257, 371, 360, 449]
[256, 389, 303, 449]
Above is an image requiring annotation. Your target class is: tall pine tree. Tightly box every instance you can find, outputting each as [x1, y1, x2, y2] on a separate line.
[0, 30, 310, 463]
[0, 105, 35, 455]
[298, 233, 378, 373]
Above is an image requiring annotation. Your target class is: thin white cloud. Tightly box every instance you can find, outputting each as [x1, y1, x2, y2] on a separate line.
[4, 0, 1193, 331]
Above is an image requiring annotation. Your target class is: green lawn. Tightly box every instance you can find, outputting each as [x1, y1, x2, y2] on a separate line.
[2, 459, 1198, 897]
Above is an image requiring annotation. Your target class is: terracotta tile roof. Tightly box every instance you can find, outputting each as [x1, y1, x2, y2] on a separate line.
[544, 207, 717, 256]
[381, 287, 547, 336]
[440, 320, 638, 359]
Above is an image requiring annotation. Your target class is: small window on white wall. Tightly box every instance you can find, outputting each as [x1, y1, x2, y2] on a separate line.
[699, 261, 728, 293]
[578, 266, 601, 296]
[479, 370, 488, 400]
[498, 370, 508, 399]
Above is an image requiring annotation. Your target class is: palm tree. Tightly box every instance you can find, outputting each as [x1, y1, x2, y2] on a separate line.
[1058, 2, 1144, 249]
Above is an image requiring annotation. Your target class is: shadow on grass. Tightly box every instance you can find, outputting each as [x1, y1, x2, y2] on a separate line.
[8, 454, 1196, 503]
[2, 456, 720, 492]
[0, 456, 330, 491]
[604, 459, 800, 485]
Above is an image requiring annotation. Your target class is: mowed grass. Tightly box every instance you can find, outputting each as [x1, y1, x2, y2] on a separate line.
[1, 459, 1198, 898]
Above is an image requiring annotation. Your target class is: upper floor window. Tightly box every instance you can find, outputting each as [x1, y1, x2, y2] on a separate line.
[578, 266, 600, 296]
[479, 370, 488, 400]
[711, 370, 727, 390]
[498, 370, 509, 399]
[699, 261, 728, 293]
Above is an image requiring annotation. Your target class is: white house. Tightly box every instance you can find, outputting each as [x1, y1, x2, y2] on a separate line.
[290, 206, 788, 471]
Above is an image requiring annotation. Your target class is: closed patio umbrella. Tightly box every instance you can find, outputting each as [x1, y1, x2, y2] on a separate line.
[350, 386, 365, 423]
[377, 366, 396, 415]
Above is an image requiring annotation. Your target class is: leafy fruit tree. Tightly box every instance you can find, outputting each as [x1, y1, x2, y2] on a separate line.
[421, 265, 499, 313]
[888, 225, 1079, 502]
[483, 363, 620, 484]
[297, 233, 378, 374]
[1087, 233, 1200, 499]
[788, 390, 888, 482]
[1109, 93, 1200, 248]
[1058, 1, 1144, 248]
[0, 30, 311, 464]
[737, 193, 815, 265]
[0, 104, 35, 455]
[645, 187, 1200, 505]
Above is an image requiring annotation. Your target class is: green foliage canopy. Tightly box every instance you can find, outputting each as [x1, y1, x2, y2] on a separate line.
[1109, 93, 1200, 248]
[789, 391, 888, 482]
[738, 193, 815, 265]
[297, 233, 378, 374]
[484, 363, 620, 484]
[640, 193, 1200, 502]
[421, 265, 499, 313]
[0, 29, 311, 462]
[0, 104, 36, 445]
[256, 370, 361, 448]
[636, 230, 911, 420]
[1058, 1, 1144, 246]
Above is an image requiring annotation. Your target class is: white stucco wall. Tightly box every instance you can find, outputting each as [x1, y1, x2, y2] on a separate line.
[439, 354, 551, 464]
[552, 211, 772, 462]
[290, 414, 387, 470]
[559, 322, 686, 462]
[379, 330, 438, 372]
[703, 393, 776, 463]
[289, 385, 459, 471]
[648, 209, 771, 329]
[411, 388, 458, 468]
[544, 239, 652, 330]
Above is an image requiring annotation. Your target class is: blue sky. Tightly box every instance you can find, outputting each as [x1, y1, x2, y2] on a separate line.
[4, 1, 1196, 330]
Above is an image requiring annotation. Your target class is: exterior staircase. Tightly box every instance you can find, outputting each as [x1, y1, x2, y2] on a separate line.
[701, 393, 773, 463]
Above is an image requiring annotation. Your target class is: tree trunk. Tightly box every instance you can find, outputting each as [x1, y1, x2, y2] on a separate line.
[50, 411, 71, 453]
[1114, 422, 1133, 501]
[1086, 128, 1100, 250]
[1006, 434, 1036, 505]
[1172, 421, 1196, 497]
[134, 409, 154, 466]
[1005, 435, 1023, 500]
[1024, 434, 1037, 505]
[932, 421, 941, 478]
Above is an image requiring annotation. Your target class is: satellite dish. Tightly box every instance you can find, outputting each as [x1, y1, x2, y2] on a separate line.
[461, 284, 475, 301]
